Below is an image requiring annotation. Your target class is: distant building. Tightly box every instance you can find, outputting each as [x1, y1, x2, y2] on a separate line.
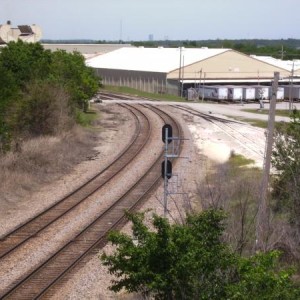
[42, 44, 133, 59]
[87, 47, 295, 96]
[0, 21, 42, 44]
[148, 34, 154, 41]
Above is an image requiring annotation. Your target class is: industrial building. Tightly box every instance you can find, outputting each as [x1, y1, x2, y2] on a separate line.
[87, 47, 298, 95]
[42, 44, 133, 59]
[0, 21, 42, 44]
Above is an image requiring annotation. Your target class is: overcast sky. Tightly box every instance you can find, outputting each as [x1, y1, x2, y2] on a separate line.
[1, 0, 299, 41]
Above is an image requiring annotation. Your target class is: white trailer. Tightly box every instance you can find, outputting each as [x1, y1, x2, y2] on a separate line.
[273, 86, 284, 100]
[216, 86, 229, 100]
[227, 86, 243, 101]
[253, 85, 270, 100]
[198, 85, 228, 100]
[283, 85, 300, 100]
[242, 86, 256, 101]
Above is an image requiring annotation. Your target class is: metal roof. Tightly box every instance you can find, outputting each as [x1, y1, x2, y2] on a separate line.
[250, 55, 300, 72]
[86, 47, 230, 73]
[182, 78, 300, 84]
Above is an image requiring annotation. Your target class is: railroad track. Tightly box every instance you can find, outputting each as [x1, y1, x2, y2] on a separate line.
[98, 91, 151, 101]
[0, 103, 149, 258]
[0, 104, 182, 299]
[171, 104, 265, 158]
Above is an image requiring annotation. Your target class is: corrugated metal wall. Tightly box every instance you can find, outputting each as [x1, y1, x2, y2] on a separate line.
[95, 68, 174, 94]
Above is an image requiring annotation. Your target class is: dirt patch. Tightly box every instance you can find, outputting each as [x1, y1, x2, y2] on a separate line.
[0, 103, 134, 237]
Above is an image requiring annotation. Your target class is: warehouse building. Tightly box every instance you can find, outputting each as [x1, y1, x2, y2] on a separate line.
[86, 47, 293, 95]
[42, 43, 133, 59]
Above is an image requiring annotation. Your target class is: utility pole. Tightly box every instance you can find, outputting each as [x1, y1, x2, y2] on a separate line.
[279, 45, 286, 60]
[289, 60, 295, 113]
[256, 72, 279, 251]
[202, 72, 206, 102]
[180, 55, 185, 98]
[178, 47, 182, 97]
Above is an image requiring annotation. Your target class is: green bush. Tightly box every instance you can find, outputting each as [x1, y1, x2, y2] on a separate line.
[101, 210, 300, 299]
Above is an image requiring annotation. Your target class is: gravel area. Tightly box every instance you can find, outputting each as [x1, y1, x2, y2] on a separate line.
[2, 100, 289, 299]
[0, 104, 134, 237]
[48, 105, 202, 300]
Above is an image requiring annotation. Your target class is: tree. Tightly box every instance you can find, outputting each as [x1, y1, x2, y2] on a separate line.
[0, 41, 99, 151]
[0, 40, 51, 87]
[271, 109, 300, 235]
[49, 50, 99, 111]
[101, 210, 300, 299]
[0, 65, 18, 152]
[226, 251, 300, 300]
[102, 210, 234, 299]
[14, 81, 74, 137]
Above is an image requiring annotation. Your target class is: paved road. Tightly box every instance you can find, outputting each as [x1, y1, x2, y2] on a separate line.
[184, 101, 300, 122]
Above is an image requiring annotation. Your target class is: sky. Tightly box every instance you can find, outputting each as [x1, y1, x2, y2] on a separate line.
[1, 0, 300, 41]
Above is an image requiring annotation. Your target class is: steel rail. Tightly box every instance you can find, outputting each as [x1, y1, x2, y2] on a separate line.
[171, 104, 264, 157]
[1, 104, 182, 300]
[0, 103, 150, 260]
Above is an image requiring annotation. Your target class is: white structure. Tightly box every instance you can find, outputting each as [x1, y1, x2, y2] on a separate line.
[87, 47, 291, 95]
[250, 55, 300, 76]
[272, 86, 284, 100]
[242, 86, 256, 100]
[227, 86, 243, 100]
[0, 21, 42, 44]
[253, 85, 270, 100]
[283, 84, 300, 100]
[197, 85, 228, 100]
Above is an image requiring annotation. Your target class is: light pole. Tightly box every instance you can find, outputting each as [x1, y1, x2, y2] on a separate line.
[178, 47, 185, 97]
[180, 55, 185, 98]
[288, 60, 295, 113]
[202, 72, 206, 102]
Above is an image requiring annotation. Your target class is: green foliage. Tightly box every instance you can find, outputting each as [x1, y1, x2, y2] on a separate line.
[49, 50, 99, 110]
[228, 153, 255, 167]
[271, 109, 300, 231]
[0, 40, 51, 86]
[75, 109, 97, 127]
[101, 210, 300, 299]
[14, 81, 74, 136]
[131, 39, 300, 59]
[242, 109, 292, 118]
[0, 41, 99, 152]
[101, 86, 183, 102]
[102, 210, 234, 299]
[0, 64, 18, 151]
[226, 251, 300, 300]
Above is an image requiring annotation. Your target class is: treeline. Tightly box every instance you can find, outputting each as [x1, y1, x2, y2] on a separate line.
[41, 39, 300, 59]
[132, 39, 300, 59]
[0, 40, 99, 153]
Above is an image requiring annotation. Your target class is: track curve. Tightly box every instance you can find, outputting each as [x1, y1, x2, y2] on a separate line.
[0, 104, 182, 299]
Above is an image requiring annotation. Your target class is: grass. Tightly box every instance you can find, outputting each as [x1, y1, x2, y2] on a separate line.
[242, 108, 293, 118]
[228, 152, 256, 167]
[76, 108, 98, 127]
[226, 116, 268, 128]
[0, 126, 99, 204]
[101, 85, 185, 102]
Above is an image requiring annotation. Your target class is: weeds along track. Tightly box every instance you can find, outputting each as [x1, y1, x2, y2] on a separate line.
[0, 104, 182, 299]
[172, 104, 265, 158]
[0, 103, 149, 258]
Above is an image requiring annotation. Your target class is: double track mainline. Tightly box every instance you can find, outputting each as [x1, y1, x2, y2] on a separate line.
[0, 104, 149, 259]
[0, 104, 181, 299]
